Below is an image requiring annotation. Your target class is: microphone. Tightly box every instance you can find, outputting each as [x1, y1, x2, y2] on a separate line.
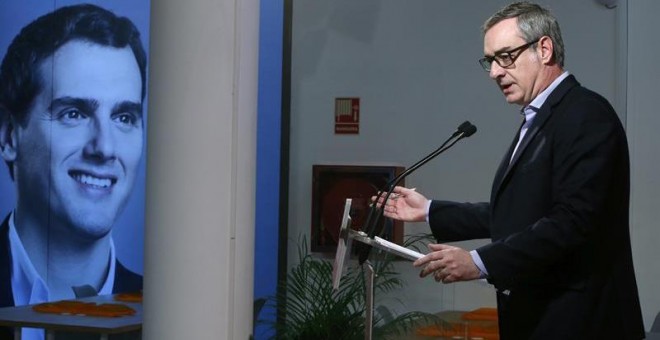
[357, 120, 477, 264]
[457, 121, 477, 137]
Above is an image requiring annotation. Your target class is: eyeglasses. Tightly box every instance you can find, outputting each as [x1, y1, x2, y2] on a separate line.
[478, 39, 539, 72]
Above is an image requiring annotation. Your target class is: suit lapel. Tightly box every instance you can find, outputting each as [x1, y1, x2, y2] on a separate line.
[502, 108, 549, 178]
[491, 119, 525, 199]
[491, 75, 580, 204]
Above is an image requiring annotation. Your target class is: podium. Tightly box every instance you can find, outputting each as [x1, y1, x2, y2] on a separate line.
[332, 199, 424, 340]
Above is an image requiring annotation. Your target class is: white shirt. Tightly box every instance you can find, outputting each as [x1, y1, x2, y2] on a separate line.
[510, 71, 570, 161]
[8, 211, 116, 340]
[510, 105, 538, 162]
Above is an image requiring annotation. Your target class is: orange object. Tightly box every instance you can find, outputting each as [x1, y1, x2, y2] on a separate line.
[416, 323, 466, 338]
[32, 300, 136, 317]
[416, 308, 499, 340]
[461, 307, 498, 321]
[114, 291, 143, 303]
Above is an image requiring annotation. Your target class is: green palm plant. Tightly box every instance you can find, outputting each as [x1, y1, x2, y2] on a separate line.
[259, 235, 437, 340]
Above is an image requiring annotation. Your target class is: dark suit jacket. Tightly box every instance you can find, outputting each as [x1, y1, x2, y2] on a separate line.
[0, 215, 143, 339]
[428, 75, 645, 339]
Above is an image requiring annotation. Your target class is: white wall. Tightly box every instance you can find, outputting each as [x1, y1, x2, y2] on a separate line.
[289, 0, 633, 321]
[144, 0, 259, 339]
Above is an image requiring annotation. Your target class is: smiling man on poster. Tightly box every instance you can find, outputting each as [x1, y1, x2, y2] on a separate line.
[0, 4, 147, 338]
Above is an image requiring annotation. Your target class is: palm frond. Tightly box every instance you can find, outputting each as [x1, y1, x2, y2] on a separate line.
[257, 234, 438, 339]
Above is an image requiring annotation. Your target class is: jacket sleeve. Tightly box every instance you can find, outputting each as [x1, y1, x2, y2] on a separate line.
[428, 200, 491, 242]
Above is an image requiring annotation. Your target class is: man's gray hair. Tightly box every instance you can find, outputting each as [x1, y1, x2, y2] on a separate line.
[483, 1, 565, 67]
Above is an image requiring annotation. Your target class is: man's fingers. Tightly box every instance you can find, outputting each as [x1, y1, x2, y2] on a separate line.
[427, 243, 449, 251]
[414, 244, 452, 267]
[419, 258, 447, 277]
[433, 268, 455, 283]
[414, 251, 442, 267]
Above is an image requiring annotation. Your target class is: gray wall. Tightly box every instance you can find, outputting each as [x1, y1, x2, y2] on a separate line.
[288, 0, 660, 330]
[627, 0, 660, 331]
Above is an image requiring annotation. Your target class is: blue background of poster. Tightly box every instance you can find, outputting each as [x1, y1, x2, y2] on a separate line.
[0, 0, 150, 275]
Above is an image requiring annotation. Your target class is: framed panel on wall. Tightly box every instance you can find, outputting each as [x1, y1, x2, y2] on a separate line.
[311, 164, 405, 253]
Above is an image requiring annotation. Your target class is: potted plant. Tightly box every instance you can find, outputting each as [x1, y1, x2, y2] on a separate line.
[257, 235, 437, 340]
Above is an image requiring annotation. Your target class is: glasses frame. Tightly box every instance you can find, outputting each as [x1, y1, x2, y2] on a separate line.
[478, 39, 540, 72]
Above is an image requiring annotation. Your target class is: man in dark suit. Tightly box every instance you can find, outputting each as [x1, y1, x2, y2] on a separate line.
[380, 2, 645, 339]
[0, 4, 145, 339]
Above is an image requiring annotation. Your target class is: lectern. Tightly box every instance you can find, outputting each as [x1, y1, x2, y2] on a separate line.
[331, 198, 424, 340]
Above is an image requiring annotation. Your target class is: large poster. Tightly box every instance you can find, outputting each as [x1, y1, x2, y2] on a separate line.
[0, 0, 149, 325]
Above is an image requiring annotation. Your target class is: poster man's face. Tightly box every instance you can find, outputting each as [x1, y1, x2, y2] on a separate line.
[12, 40, 143, 238]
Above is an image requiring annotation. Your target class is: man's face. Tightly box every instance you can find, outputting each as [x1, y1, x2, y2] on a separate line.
[12, 40, 143, 239]
[483, 18, 542, 106]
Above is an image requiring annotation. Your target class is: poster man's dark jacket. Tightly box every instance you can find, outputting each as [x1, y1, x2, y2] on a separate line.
[0, 215, 142, 339]
[428, 75, 645, 340]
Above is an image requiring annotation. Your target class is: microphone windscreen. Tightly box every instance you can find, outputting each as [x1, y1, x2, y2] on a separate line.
[457, 121, 477, 137]
[457, 121, 472, 132]
[462, 123, 477, 137]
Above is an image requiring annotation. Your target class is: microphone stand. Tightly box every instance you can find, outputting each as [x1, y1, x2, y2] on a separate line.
[357, 122, 476, 264]
[333, 122, 477, 339]
[334, 198, 428, 340]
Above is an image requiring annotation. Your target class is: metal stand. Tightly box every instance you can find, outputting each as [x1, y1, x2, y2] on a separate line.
[347, 229, 413, 340]
[333, 202, 420, 340]
[364, 260, 375, 340]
